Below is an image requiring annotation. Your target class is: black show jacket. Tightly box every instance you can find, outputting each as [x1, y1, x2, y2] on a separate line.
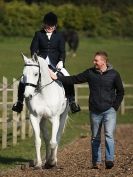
[30, 30, 66, 67]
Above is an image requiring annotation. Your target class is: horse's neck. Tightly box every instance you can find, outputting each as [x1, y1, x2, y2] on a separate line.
[39, 58, 53, 86]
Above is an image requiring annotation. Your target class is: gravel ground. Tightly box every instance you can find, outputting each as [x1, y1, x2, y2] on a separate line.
[0, 124, 133, 177]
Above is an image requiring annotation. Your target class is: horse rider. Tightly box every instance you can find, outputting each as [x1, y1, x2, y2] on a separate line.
[12, 12, 80, 113]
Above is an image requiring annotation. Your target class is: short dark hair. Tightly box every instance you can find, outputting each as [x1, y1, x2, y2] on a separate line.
[94, 51, 108, 62]
[43, 12, 58, 26]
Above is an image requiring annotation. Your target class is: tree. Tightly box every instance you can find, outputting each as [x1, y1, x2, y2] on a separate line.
[25, 0, 33, 4]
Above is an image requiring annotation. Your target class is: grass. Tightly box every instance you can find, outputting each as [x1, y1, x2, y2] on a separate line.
[0, 37, 31, 82]
[0, 36, 133, 83]
[0, 36, 133, 170]
[66, 37, 133, 83]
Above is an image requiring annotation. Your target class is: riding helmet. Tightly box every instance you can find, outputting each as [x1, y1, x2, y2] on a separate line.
[43, 12, 58, 26]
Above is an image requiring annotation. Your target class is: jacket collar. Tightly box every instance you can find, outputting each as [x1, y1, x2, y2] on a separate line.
[41, 29, 57, 34]
[93, 63, 113, 74]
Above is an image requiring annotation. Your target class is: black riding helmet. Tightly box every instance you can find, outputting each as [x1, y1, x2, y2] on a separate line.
[43, 12, 58, 26]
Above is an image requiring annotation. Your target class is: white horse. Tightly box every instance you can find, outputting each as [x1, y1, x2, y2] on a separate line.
[21, 53, 69, 169]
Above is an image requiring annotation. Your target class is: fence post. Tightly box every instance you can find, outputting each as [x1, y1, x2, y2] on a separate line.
[121, 97, 125, 115]
[21, 103, 26, 140]
[75, 85, 78, 103]
[12, 78, 19, 145]
[2, 77, 7, 149]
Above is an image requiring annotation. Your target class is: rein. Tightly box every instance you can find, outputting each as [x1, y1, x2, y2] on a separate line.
[31, 80, 54, 99]
[28, 79, 54, 101]
[38, 80, 54, 90]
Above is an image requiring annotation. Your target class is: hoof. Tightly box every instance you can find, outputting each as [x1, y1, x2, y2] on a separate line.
[33, 165, 42, 170]
[21, 163, 29, 170]
[29, 160, 35, 167]
[43, 163, 57, 169]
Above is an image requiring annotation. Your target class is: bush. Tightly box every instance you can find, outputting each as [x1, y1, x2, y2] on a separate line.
[97, 11, 123, 37]
[57, 4, 83, 30]
[80, 5, 102, 37]
[1, 2, 40, 36]
[122, 7, 133, 37]
[0, 1, 133, 37]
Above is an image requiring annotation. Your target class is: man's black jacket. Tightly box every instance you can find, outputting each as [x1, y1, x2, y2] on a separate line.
[58, 65, 124, 113]
[30, 30, 65, 67]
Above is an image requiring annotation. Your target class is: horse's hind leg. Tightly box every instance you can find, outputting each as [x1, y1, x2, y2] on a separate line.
[57, 101, 69, 143]
[30, 114, 42, 168]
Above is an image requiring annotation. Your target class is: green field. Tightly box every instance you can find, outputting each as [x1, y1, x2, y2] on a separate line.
[0, 36, 133, 170]
[0, 36, 133, 83]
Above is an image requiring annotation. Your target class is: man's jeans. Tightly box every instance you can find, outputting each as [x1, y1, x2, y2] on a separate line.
[90, 107, 116, 164]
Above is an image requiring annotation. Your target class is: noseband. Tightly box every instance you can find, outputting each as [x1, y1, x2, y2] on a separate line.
[24, 64, 41, 88]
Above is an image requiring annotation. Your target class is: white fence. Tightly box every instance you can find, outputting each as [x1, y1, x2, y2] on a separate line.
[0, 77, 133, 149]
[0, 77, 33, 149]
[75, 83, 133, 115]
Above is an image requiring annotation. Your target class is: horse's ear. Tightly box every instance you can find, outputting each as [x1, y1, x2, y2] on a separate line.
[21, 52, 28, 63]
[33, 53, 38, 62]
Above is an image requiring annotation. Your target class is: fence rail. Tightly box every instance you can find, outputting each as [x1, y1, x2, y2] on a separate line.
[0, 77, 133, 149]
[75, 83, 133, 115]
[0, 77, 33, 149]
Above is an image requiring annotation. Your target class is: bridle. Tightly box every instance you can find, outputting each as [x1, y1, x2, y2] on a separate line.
[24, 63, 54, 93]
[24, 64, 41, 89]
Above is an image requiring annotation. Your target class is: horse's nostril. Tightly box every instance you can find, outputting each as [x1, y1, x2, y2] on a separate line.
[29, 94, 33, 100]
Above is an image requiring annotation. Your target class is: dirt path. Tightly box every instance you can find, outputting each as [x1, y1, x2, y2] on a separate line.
[0, 124, 133, 177]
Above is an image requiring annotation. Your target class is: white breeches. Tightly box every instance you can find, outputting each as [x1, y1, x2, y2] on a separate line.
[60, 68, 70, 76]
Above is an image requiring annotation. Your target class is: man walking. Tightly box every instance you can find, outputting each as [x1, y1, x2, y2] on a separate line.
[50, 51, 124, 169]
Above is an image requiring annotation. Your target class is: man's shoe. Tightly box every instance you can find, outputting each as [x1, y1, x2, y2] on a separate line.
[12, 101, 23, 113]
[105, 161, 114, 169]
[92, 162, 102, 169]
[70, 102, 81, 113]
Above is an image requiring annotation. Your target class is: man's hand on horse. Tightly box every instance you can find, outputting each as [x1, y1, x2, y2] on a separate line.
[49, 68, 57, 80]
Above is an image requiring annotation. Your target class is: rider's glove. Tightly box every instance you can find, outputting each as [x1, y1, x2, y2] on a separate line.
[56, 61, 63, 70]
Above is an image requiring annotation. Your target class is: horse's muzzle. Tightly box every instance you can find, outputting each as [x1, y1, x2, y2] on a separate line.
[24, 94, 33, 101]
[27, 94, 33, 100]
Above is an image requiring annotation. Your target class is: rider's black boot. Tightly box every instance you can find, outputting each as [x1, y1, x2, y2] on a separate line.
[69, 101, 81, 113]
[12, 82, 25, 113]
[63, 84, 81, 113]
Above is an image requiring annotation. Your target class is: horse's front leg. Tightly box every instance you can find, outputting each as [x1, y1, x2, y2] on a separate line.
[47, 116, 60, 167]
[30, 114, 42, 168]
[40, 118, 51, 164]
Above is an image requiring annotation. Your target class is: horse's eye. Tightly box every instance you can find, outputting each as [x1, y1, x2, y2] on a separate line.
[35, 73, 38, 76]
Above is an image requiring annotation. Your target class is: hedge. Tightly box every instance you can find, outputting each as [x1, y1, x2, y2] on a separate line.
[0, 1, 133, 37]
